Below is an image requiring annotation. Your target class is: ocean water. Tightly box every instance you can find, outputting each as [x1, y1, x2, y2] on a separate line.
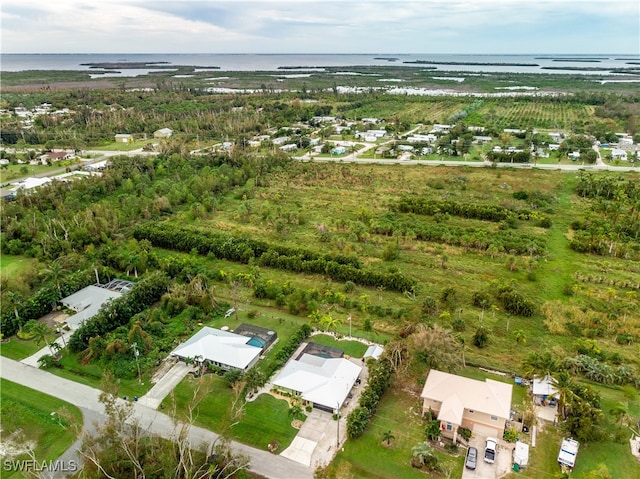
[1, 53, 638, 77]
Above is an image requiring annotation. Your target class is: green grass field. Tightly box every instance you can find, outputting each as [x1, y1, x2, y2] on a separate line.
[0, 378, 83, 479]
[0, 254, 37, 279]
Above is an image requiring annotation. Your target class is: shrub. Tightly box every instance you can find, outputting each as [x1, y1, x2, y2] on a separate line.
[473, 327, 489, 348]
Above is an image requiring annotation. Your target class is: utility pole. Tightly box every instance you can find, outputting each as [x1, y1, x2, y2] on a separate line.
[348, 314, 352, 338]
[132, 342, 142, 384]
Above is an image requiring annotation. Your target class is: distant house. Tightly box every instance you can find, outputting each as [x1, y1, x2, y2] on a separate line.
[153, 128, 173, 139]
[420, 369, 513, 442]
[39, 151, 72, 163]
[272, 353, 362, 412]
[280, 144, 298, 152]
[568, 151, 581, 160]
[397, 145, 414, 152]
[473, 136, 493, 144]
[272, 136, 291, 145]
[611, 148, 628, 160]
[504, 128, 526, 135]
[331, 146, 347, 155]
[407, 134, 438, 144]
[548, 144, 561, 151]
[115, 134, 133, 143]
[361, 117, 380, 124]
[171, 327, 263, 372]
[431, 124, 452, 133]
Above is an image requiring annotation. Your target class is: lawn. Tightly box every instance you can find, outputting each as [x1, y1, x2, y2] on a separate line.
[0, 378, 83, 478]
[46, 353, 153, 399]
[0, 336, 54, 360]
[0, 162, 78, 183]
[308, 333, 369, 358]
[172, 374, 298, 451]
[0, 254, 37, 279]
[326, 382, 464, 479]
[90, 140, 150, 151]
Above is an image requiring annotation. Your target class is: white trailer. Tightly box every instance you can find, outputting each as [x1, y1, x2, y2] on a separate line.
[558, 438, 579, 469]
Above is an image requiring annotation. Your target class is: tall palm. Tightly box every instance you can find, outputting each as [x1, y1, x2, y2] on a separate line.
[551, 372, 575, 420]
[27, 321, 55, 355]
[609, 401, 628, 427]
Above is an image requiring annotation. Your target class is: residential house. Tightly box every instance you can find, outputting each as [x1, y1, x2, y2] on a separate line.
[568, 151, 581, 160]
[611, 148, 627, 161]
[115, 134, 133, 143]
[38, 151, 72, 163]
[420, 369, 513, 442]
[280, 144, 298, 152]
[153, 128, 173, 139]
[431, 124, 452, 133]
[171, 327, 263, 372]
[272, 353, 362, 412]
[407, 134, 438, 144]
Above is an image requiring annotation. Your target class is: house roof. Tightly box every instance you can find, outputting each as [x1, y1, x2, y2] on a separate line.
[273, 353, 362, 410]
[155, 128, 173, 135]
[363, 344, 384, 360]
[61, 285, 121, 329]
[171, 327, 261, 370]
[532, 376, 558, 398]
[420, 370, 512, 424]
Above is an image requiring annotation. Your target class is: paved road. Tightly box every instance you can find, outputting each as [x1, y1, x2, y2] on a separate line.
[0, 357, 314, 479]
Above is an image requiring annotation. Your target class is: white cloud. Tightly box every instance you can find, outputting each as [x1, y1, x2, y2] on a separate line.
[1, 0, 638, 53]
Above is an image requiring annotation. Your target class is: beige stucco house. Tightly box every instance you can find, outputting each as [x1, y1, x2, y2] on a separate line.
[420, 369, 513, 442]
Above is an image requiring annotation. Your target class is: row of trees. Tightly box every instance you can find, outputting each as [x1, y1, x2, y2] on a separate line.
[134, 223, 417, 293]
[68, 272, 170, 352]
[346, 358, 394, 439]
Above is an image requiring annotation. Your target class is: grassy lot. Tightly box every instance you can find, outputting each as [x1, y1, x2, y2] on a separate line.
[0, 378, 83, 479]
[0, 161, 81, 183]
[0, 336, 56, 360]
[90, 140, 151, 151]
[0, 254, 37, 278]
[308, 333, 369, 358]
[326, 381, 464, 479]
[171, 373, 298, 452]
[46, 353, 153, 399]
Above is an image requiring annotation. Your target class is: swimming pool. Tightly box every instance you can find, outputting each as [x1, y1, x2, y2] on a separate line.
[247, 336, 266, 348]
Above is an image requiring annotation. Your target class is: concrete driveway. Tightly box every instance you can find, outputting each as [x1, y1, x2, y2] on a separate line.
[462, 435, 514, 479]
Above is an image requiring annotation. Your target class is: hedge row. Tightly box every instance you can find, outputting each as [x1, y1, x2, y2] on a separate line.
[371, 220, 547, 256]
[134, 223, 361, 268]
[135, 223, 417, 293]
[266, 324, 313, 377]
[347, 357, 393, 439]
[68, 272, 170, 352]
[396, 197, 547, 225]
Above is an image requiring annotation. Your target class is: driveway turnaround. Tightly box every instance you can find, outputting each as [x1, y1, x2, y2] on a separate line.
[0, 357, 313, 479]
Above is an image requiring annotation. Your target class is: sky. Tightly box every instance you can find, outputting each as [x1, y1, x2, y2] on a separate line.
[1, 0, 639, 54]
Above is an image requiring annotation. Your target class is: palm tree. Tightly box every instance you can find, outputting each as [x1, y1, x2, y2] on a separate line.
[411, 442, 438, 470]
[382, 430, 395, 446]
[551, 372, 575, 420]
[26, 321, 55, 356]
[609, 401, 628, 427]
[320, 314, 341, 334]
[514, 329, 526, 345]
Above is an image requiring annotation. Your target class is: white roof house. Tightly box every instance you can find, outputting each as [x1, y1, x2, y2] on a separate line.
[171, 327, 262, 372]
[611, 148, 628, 160]
[532, 376, 559, 399]
[61, 285, 122, 329]
[272, 354, 362, 411]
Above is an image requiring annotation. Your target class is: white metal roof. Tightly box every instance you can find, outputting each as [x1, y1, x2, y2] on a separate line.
[273, 353, 362, 410]
[171, 327, 261, 370]
[61, 285, 121, 329]
[532, 376, 559, 397]
[363, 344, 384, 359]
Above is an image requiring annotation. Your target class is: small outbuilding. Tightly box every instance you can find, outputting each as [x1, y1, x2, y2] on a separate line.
[153, 128, 173, 139]
[115, 134, 133, 143]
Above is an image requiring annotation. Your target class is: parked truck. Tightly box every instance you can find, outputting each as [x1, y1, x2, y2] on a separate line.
[484, 437, 498, 464]
[558, 438, 579, 470]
